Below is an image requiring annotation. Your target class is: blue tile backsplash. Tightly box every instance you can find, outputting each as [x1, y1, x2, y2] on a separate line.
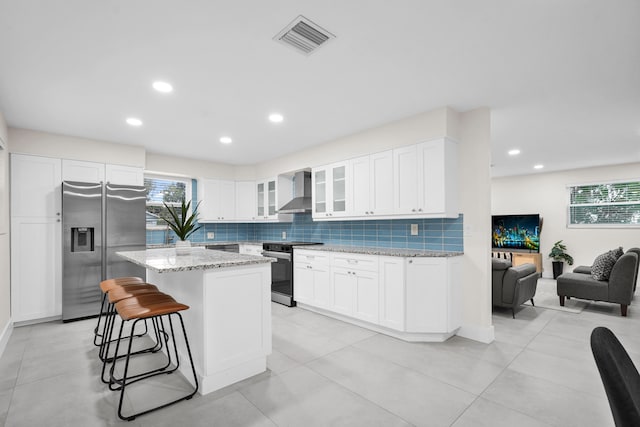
[148, 213, 464, 252]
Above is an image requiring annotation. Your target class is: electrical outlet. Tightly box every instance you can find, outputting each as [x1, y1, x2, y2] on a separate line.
[282, 231, 287, 240]
[410, 224, 418, 236]
[207, 232, 215, 239]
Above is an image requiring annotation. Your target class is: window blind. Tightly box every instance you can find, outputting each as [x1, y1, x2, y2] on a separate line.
[568, 180, 640, 226]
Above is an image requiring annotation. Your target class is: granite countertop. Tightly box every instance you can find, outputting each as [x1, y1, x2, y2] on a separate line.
[293, 244, 463, 258]
[117, 247, 274, 273]
[146, 241, 265, 249]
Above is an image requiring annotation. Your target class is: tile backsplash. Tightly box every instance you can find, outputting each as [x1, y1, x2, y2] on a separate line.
[148, 213, 463, 252]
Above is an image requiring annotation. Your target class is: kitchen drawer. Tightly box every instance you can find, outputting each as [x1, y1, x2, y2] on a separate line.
[239, 244, 263, 256]
[294, 249, 330, 265]
[331, 252, 379, 272]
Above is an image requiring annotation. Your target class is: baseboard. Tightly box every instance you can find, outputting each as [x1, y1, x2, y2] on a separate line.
[0, 318, 13, 359]
[457, 323, 495, 343]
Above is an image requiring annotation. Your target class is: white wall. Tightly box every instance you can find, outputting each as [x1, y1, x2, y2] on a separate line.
[8, 128, 146, 167]
[453, 108, 494, 342]
[492, 162, 640, 277]
[0, 112, 12, 356]
[254, 108, 449, 178]
[145, 152, 237, 180]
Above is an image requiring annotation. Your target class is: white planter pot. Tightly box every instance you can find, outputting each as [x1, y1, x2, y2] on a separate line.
[175, 240, 192, 255]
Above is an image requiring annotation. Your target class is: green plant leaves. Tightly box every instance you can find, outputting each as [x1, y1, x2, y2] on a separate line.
[162, 200, 201, 241]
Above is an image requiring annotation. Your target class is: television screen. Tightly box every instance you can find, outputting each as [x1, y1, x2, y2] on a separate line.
[492, 214, 540, 252]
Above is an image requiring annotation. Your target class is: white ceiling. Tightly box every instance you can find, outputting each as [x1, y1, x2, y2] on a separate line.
[0, 1, 638, 177]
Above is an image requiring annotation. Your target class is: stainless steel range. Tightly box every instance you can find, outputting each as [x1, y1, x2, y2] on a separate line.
[262, 242, 323, 306]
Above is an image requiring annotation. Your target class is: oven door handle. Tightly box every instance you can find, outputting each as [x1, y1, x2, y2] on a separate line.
[261, 250, 292, 260]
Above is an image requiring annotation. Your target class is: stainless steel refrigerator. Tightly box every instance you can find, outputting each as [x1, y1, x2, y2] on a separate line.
[62, 181, 146, 322]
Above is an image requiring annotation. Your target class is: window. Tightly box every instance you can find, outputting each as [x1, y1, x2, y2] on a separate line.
[144, 174, 192, 230]
[568, 180, 640, 227]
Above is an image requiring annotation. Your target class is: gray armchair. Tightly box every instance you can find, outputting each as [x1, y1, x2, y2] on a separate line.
[492, 258, 540, 318]
[557, 250, 639, 316]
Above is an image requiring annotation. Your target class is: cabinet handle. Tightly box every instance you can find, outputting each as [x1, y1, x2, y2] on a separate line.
[56, 212, 61, 216]
[418, 209, 423, 212]
[408, 259, 413, 263]
[57, 219, 61, 222]
[412, 209, 416, 212]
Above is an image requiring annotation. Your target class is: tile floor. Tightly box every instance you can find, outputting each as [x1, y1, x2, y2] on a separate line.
[0, 294, 636, 427]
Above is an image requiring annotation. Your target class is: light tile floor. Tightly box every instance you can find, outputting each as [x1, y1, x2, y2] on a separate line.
[1, 296, 636, 426]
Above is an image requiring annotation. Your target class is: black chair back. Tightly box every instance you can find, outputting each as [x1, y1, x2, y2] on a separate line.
[591, 326, 640, 427]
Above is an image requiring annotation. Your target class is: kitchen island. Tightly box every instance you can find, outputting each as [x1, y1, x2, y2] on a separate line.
[117, 247, 274, 395]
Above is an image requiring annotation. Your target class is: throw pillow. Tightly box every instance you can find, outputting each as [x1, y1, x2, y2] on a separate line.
[591, 251, 618, 281]
[611, 246, 624, 261]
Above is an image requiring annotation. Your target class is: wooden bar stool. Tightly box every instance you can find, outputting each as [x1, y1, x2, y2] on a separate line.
[94, 277, 145, 346]
[110, 294, 198, 421]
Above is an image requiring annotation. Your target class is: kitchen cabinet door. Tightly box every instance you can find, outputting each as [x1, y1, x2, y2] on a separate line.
[62, 159, 105, 183]
[312, 162, 349, 219]
[353, 270, 379, 323]
[369, 150, 394, 216]
[105, 164, 144, 186]
[199, 179, 236, 221]
[350, 155, 370, 217]
[293, 263, 314, 304]
[255, 178, 279, 221]
[11, 154, 61, 217]
[378, 256, 405, 330]
[11, 216, 62, 321]
[311, 263, 331, 309]
[330, 267, 354, 316]
[405, 258, 448, 333]
[235, 181, 257, 221]
[393, 145, 419, 214]
[417, 139, 458, 217]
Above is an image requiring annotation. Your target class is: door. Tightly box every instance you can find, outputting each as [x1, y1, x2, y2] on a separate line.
[293, 262, 314, 304]
[312, 168, 328, 216]
[11, 217, 61, 321]
[62, 159, 105, 183]
[106, 164, 144, 185]
[353, 270, 379, 323]
[10, 154, 61, 217]
[370, 150, 394, 216]
[330, 267, 354, 315]
[330, 162, 349, 216]
[393, 145, 419, 214]
[235, 181, 256, 220]
[105, 183, 146, 281]
[256, 181, 265, 218]
[350, 155, 370, 216]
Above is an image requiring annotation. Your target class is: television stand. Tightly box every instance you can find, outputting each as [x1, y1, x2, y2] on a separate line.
[511, 252, 542, 273]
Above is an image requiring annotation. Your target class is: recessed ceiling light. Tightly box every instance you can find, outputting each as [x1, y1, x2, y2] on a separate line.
[533, 164, 544, 169]
[220, 136, 232, 144]
[508, 149, 521, 156]
[269, 113, 284, 123]
[126, 117, 143, 126]
[152, 81, 173, 93]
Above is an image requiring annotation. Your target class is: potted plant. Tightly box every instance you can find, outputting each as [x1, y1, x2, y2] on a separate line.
[548, 240, 574, 279]
[163, 200, 201, 254]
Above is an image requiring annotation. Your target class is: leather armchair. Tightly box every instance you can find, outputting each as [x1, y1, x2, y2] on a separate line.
[492, 258, 540, 318]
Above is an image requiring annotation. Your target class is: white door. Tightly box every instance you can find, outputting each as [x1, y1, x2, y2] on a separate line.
[219, 180, 236, 220]
[293, 263, 314, 304]
[11, 216, 62, 321]
[105, 164, 144, 185]
[353, 270, 379, 323]
[312, 167, 328, 218]
[330, 267, 354, 315]
[235, 181, 257, 221]
[312, 264, 331, 308]
[330, 162, 349, 217]
[418, 140, 445, 214]
[11, 154, 61, 217]
[350, 155, 370, 216]
[62, 159, 105, 183]
[393, 145, 419, 214]
[378, 256, 405, 330]
[405, 258, 448, 332]
[369, 150, 394, 216]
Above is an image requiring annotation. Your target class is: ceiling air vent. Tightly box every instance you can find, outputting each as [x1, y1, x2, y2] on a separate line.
[274, 15, 335, 55]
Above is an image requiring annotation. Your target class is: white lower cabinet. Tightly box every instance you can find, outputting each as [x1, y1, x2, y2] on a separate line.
[296, 250, 461, 342]
[293, 250, 330, 308]
[239, 244, 263, 256]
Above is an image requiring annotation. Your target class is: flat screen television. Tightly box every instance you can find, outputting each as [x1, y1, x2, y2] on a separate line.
[492, 214, 541, 252]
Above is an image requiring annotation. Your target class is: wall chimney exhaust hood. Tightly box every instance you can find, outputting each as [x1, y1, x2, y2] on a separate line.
[278, 171, 312, 214]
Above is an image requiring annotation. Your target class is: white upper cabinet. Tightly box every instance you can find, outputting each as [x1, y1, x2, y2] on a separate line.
[394, 138, 458, 218]
[350, 150, 394, 217]
[62, 159, 105, 183]
[11, 154, 62, 217]
[105, 164, 144, 186]
[312, 161, 349, 219]
[198, 178, 236, 222]
[61, 160, 143, 186]
[235, 181, 257, 221]
[256, 178, 278, 221]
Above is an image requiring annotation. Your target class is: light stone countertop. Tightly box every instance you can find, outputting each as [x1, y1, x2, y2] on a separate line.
[117, 247, 274, 273]
[293, 244, 463, 257]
